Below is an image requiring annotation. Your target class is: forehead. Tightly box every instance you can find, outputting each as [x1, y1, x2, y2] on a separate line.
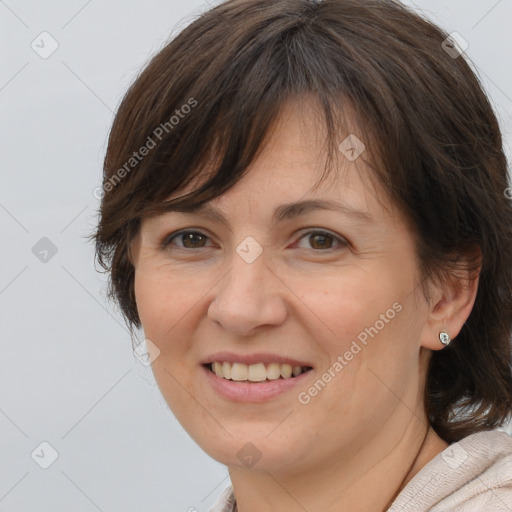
[164, 96, 387, 214]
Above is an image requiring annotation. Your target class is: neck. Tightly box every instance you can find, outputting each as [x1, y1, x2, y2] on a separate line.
[228, 419, 448, 512]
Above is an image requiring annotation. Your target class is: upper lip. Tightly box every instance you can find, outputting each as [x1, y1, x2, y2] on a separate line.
[201, 351, 314, 368]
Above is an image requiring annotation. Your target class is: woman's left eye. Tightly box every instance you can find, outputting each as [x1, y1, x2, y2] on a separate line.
[161, 229, 347, 252]
[294, 230, 347, 251]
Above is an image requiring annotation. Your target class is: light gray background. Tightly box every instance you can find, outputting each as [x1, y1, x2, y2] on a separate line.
[1, 1, 511, 511]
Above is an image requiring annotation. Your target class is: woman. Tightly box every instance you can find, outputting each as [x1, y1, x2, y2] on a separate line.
[91, 0, 512, 510]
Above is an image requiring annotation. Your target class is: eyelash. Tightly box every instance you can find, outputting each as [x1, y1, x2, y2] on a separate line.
[160, 229, 348, 253]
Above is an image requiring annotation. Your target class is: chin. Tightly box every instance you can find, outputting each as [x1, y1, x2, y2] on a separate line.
[195, 432, 303, 472]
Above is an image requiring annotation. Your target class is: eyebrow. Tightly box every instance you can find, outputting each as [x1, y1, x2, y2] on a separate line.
[163, 199, 374, 227]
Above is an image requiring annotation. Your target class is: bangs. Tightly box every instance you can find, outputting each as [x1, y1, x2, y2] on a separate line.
[103, 1, 383, 229]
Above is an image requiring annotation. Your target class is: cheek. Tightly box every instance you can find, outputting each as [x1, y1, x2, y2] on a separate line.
[134, 267, 204, 421]
[134, 270, 169, 339]
[295, 271, 422, 403]
[134, 265, 205, 344]
[295, 271, 401, 353]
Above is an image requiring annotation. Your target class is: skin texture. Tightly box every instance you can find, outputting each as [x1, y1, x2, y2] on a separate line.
[130, 98, 479, 511]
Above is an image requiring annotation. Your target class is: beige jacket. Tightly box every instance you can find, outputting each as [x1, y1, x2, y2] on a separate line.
[209, 429, 512, 511]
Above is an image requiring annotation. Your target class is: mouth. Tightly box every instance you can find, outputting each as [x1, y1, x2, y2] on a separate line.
[204, 361, 314, 382]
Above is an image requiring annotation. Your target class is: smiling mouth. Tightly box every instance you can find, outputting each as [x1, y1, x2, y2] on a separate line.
[205, 362, 313, 382]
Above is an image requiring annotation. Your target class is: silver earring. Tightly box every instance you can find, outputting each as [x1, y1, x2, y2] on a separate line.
[439, 331, 451, 346]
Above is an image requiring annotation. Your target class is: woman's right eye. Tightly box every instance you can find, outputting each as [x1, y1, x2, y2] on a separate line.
[161, 230, 214, 250]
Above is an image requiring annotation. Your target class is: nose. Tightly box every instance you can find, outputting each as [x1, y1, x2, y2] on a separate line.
[207, 247, 288, 336]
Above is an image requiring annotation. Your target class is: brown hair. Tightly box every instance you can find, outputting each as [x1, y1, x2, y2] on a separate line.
[90, 0, 512, 443]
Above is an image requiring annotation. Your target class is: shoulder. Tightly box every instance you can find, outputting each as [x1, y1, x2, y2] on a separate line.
[209, 485, 236, 512]
[388, 429, 512, 511]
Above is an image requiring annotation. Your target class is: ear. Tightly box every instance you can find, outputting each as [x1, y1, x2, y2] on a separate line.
[420, 248, 481, 351]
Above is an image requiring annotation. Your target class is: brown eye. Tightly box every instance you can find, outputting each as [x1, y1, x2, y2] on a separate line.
[309, 233, 334, 250]
[181, 232, 208, 248]
[163, 230, 212, 249]
[295, 230, 347, 252]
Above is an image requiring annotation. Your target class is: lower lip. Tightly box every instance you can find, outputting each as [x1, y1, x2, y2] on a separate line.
[202, 364, 313, 402]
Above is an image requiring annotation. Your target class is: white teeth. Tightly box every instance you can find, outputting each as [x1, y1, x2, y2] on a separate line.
[231, 362, 248, 381]
[280, 364, 292, 379]
[222, 361, 231, 379]
[209, 361, 310, 381]
[292, 366, 302, 377]
[213, 361, 223, 377]
[248, 363, 267, 382]
[266, 362, 281, 380]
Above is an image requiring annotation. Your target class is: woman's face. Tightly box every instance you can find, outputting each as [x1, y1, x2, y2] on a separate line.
[131, 100, 434, 475]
